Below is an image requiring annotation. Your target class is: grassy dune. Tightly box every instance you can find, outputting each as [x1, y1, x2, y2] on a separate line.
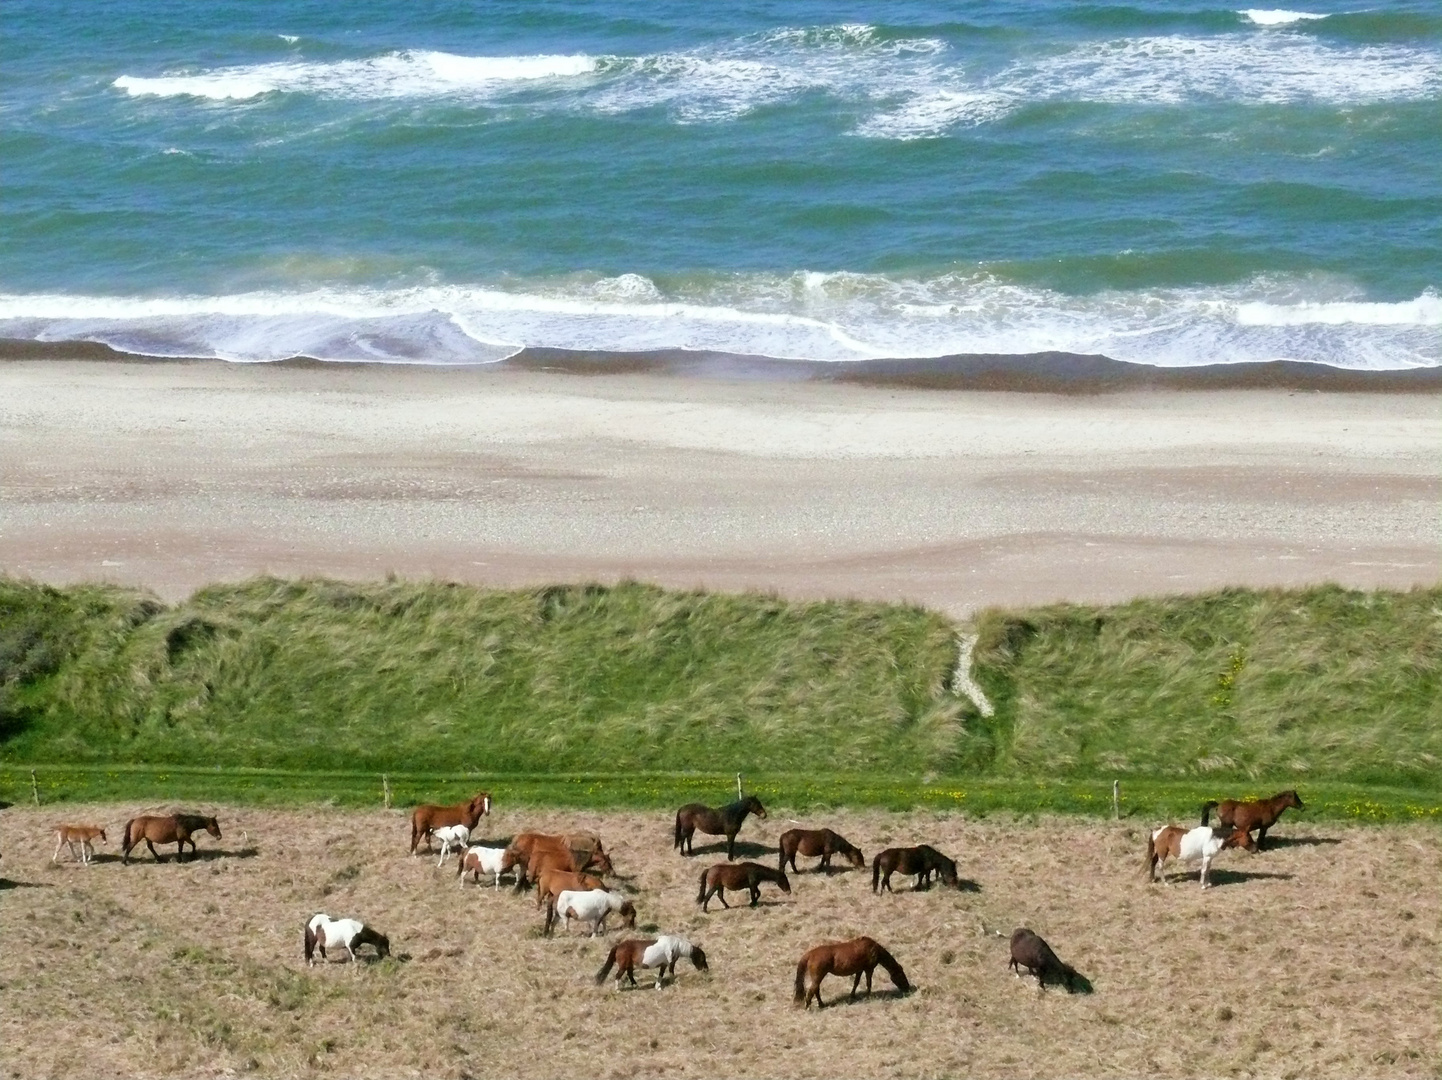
[1, 576, 1438, 816]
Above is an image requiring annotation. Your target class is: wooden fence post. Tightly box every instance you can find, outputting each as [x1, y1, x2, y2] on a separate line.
[382, 775, 392, 810]
[31, 769, 40, 806]
[736, 773, 743, 799]
[1112, 780, 1120, 820]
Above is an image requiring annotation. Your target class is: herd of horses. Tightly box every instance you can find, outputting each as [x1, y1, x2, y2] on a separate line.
[40, 787, 1306, 1007]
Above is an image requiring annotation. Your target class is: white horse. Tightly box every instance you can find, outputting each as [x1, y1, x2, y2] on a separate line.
[457, 844, 514, 889]
[304, 913, 391, 967]
[554, 888, 637, 937]
[432, 824, 472, 867]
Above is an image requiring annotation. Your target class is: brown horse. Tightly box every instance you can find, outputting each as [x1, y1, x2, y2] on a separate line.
[536, 868, 608, 911]
[1009, 929, 1084, 992]
[794, 937, 911, 1009]
[1204, 791, 1303, 849]
[674, 795, 767, 859]
[778, 828, 864, 873]
[512, 840, 612, 892]
[122, 814, 222, 864]
[53, 824, 107, 865]
[696, 861, 790, 911]
[871, 844, 958, 893]
[595, 935, 708, 990]
[408, 792, 490, 855]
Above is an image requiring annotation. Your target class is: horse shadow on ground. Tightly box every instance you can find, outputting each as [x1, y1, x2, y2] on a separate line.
[818, 986, 915, 1008]
[1257, 836, 1340, 850]
[1165, 869, 1294, 888]
[684, 839, 773, 859]
[902, 878, 981, 893]
[0, 877, 52, 891]
[123, 846, 261, 865]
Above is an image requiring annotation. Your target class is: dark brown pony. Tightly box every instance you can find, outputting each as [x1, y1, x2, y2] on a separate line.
[871, 844, 958, 893]
[1204, 790, 1303, 849]
[794, 937, 911, 1009]
[674, 795, 767, 859]
[122, 814, 222, 864]
[696, 861, 790, 911]
[778, 828, 865, 873]
[408, 792, 490, 855]
[1009, 929, 1084, 992]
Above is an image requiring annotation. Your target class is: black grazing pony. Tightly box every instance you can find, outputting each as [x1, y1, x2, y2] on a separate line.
[871, 844, 958, 893]
[674, 795, 767, 859]
[1009, 928, 1086, 992]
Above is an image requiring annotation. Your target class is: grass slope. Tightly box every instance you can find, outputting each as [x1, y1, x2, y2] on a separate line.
[2, 576, 1438, 815]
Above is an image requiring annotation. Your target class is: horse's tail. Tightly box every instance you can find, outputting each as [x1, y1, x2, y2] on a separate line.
[1200, 800, 1218, 826]
[875, 943, 911, 993]
[696, 867, 709, 905]
[1142, 830, 1158, 877]
[673, 810, 683, 849]
[793, 957, 808, 1005]
[595, 945, 618, 986]
[871, 854, 881, 893]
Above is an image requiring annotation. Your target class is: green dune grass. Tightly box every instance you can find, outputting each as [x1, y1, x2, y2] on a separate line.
[1, 576, 1438, 818]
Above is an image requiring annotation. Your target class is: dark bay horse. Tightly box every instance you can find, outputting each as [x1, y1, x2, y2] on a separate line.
[122, 814, 221, 864]
[696, 861, 790, 911]
[409, 792, 490, 855]
[871, 844, 958, 893]
[778, 828, 865, 873]
[794, 937, 910, 1009]
[1204, 791, 1303, 849]
[1009, 929, 1084, 992]
[674, 795, 767, 859]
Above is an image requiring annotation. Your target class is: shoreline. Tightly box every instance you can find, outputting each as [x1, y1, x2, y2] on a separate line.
[4, 336, 1441, 394]
[1, 354, 1437, 612]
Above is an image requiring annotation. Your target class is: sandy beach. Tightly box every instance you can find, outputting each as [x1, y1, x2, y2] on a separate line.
[1, 357, 1437, 613]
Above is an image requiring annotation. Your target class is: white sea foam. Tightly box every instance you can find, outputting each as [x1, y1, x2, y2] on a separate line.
[278, 34, 299, 44]
[2, 276, 1435, 370]
[1240, 9, 1330, 26]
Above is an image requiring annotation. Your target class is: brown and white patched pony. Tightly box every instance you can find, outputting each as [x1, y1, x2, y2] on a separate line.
[794, 937, 911, 1009]
[1145, 822, 1257, 888]
[778, 828, 865, 874]
[122, 814, 221, 864]
[536, 868, 608, 914]
[595, 935, 708, 990]
[1204, 791, 1303, 849]
[408, 793, 490, 855]
[53, 824, 107, 865]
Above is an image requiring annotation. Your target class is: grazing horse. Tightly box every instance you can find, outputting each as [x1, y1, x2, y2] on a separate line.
[595, 935, 708, 990]
[409, 793, 490, 855]
[871, 844, 959, 893]
[122, 814, 221, 864]
[1008, 929, 1083, 991]
[674, 796, 767, 859]
[457, 845, 518, 889]
[522, 842, 613, 888]
[794, 937, 910, 1009]
[432, 824, 472, 867]
[778, 828, 865, 874]
[1204, 791, 1303, 849]
[536, 868, 608, 912]
[549, 889, 637, 937]
[304, 913, 390, 967]
[53, 824, 107, 865]
[1145, 823, 1257, 888]
[696, 861, 791, 911]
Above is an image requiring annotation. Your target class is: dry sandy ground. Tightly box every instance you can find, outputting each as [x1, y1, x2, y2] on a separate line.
[0, 805, 1436, 1080]
[2, 359, 1438, 614]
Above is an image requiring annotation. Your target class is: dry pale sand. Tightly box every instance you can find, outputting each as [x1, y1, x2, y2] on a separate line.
[1, 358, 1438, 613]
[0, 805, 1436, 1079]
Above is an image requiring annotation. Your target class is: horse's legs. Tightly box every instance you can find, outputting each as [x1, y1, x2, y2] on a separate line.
[81, 840, 93, 866]
[865, 968, 874, 995]
[820, 853, 831, 872]
[145, 839, 161, 862]
[1256, 824, 1269, 850]
[53, 834, 67, 863]
[749, 885, 760, 907]
[850, 973, 862, 999]
[726, 832, 735, 860]
[716, 886, 730, 909]
[1199, 854, 1211, 889]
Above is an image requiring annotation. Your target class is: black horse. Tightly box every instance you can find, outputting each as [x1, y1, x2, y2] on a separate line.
[871, 844, 959, 893]
[674, 795, 767, 859]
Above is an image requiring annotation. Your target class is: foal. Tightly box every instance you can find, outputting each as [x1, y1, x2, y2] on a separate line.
[778, 828, 865, 873]
[696, 861, 790, 911]
[53, 824, 107, 866]
[794, 937, 910, 1009]
[595, 935, 708, 990]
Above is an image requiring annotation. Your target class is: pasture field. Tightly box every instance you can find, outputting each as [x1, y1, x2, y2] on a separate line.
[0, 804, 1436, 1080]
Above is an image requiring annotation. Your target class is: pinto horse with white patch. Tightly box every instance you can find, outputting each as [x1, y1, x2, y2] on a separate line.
[551, 888, 637, 937]
[304, 913, 391, 967]
[456, 845, 518, 889]
[431, 824, 471, 867]
[595, 935, 708, 990]
[1145, 820, 1257, 888]
[408, 792, 490, 855]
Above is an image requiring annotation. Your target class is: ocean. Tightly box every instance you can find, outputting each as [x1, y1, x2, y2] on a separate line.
[2, 0, 1439, 370]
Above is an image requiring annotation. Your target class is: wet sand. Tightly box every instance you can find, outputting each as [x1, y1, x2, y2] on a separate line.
[1, 357, 1437, 613]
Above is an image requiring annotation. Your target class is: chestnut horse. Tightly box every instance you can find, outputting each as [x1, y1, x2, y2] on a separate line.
[674, 795, 767, 859]
[871, 844, 958, 893]
[595, 935, 708, 990]
[696, 861, 790, 911]
[408, 793, 490, 855]
[53, 824, 107, 865]
[1204, 791, 1303, 849]
[794, 937, 910, 1009]
[122, 814, 221, 864]
[778, 828, 864, 874]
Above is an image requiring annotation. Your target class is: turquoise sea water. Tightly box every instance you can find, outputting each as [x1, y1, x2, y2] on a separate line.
[2, 1, 1438, 368]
